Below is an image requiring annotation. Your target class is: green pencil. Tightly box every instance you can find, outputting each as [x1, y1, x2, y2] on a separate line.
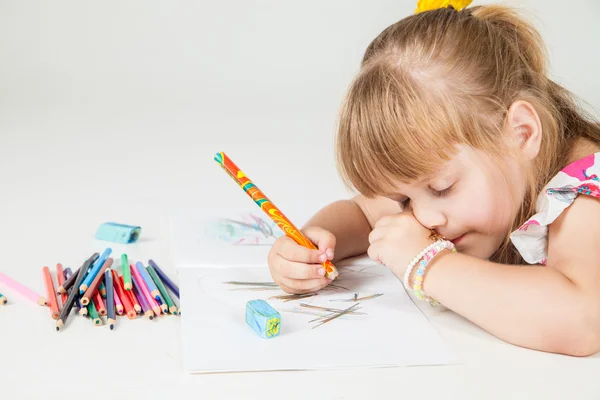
[98, 281, 107, 298]
[0, 293, 7, 305]
[122, 254, 132, 290]
[147, 265, 177, 315]
[87, 301, 102, 326]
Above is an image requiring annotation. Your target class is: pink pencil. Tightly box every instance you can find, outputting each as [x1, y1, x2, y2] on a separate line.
[0, 272, 46, 306]
[113, 286, 124, 315]
[130, 263, 161, 315]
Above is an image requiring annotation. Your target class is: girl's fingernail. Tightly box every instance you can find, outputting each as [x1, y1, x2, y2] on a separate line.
[319, 254, 327, 262]
[326, 249, 334, 259]
[318, 268, 326, 276]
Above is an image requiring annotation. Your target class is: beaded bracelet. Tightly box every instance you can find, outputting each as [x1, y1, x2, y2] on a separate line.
[413, 240, 456, 305]
[403, 240, 440, 291]
[404, 240, 456, 306]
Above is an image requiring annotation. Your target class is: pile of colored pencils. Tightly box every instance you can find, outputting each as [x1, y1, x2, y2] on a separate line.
[48, 248, 180, 331]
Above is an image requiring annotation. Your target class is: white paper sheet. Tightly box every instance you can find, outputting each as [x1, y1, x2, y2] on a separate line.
[171, 209, 456, 373]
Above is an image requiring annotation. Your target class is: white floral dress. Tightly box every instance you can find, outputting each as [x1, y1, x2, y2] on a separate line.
[510, 152, 600, 265]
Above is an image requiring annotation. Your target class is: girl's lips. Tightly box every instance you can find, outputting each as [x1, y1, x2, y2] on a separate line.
[451, 233, 466, 245]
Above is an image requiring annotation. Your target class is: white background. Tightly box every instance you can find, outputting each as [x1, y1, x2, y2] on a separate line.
[0, 1, 599, 399]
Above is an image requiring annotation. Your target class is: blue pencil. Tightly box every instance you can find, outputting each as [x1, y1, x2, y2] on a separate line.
[148, 259, 179, 299]
[80, 248, 112, 295]
[136, 261, 162, 302]
[78, 298, 87, 316]
[105, 269, 116, 330]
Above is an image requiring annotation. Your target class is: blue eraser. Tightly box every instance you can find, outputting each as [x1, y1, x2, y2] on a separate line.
[95, 222, 141, 244]
[245, 299, 281, 338]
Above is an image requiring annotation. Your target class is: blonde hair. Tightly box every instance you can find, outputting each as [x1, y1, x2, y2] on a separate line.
[336, 5, 600, 264]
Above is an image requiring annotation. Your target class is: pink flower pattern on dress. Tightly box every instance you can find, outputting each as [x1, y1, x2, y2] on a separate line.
[561, 154, 595, 181]
[518, 219, 540, 232]
[510, 153, 600, 266]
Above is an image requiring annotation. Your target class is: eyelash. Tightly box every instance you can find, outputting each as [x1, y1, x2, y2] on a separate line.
[430, 185, 453, 197]
[395, 185, 453, 206]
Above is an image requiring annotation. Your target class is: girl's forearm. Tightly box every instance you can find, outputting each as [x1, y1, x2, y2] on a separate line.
[424, 252, 600, 355]
[302, 200, 371, 261]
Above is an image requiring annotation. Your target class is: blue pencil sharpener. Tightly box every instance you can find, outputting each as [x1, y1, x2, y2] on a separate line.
[246, 299, 281, 339]
[95, 222, 141, 244]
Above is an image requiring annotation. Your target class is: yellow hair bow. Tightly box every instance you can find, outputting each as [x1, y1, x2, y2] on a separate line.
[415, 0, 473, 13]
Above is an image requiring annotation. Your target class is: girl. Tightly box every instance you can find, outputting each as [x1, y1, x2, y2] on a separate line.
[267, 1, 600, 356]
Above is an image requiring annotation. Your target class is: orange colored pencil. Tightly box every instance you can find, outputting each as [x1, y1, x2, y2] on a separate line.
[112, 270, 135, 319]
[124, 298, 136, 319]
[94, 292, 106, 316]
[42, 267, 60, 319]
[55, 264, 67, 308]
[214, 152, 339, 279]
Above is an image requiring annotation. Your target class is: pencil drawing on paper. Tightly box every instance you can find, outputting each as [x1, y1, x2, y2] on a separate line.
[329, 293, 384, 302]
[205, 213, 284, 245]
[197, 256, 389, 330]
[283, 303, 365, 329]
[220, 279, 384, 329]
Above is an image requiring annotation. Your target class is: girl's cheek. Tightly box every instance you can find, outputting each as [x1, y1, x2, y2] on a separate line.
[453, 200, 492, 230]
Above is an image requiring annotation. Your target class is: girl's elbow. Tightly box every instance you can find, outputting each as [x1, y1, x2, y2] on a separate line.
[549, 313, 600, 357]
[560, 333, 600, 357]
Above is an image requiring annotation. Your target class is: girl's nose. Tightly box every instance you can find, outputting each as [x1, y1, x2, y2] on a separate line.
[411, 203, 447, 231]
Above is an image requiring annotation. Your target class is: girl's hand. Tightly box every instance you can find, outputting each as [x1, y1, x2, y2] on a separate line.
[367, 212, 434, 278]
[267, 227, 336, 294]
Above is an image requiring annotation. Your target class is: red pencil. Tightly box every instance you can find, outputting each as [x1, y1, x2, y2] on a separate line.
[42, 267, 60, 319]
[112, 270, 135, 319]
[94, 291, 106, 316]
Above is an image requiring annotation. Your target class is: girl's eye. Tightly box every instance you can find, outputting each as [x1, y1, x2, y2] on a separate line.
[430, 185, 453, 197]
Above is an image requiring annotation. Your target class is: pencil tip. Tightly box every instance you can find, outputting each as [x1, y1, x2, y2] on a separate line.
[110, 324, 114, 330]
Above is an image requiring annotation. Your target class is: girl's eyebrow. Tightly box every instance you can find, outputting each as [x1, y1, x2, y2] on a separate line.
[425, 161, 463, 184]
[417, 166, 454, 185]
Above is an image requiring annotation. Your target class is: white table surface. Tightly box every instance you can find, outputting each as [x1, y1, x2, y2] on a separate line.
[1, 1, 599, 399]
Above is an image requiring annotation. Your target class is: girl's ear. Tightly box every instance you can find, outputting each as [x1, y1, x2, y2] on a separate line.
[504, 100, 543, 160]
